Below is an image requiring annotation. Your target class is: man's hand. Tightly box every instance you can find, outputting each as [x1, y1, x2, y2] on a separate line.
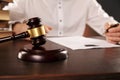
[12, 23, 52, 40]
[44, 25, 52, 33]
[12, 23, 28, 34]
[105, 23, 120, 44]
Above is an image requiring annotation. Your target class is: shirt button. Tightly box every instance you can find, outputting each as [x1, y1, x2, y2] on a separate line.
[59, 20, 62, 22]
[59, 2, 61, 4]
[59, 32, 62, 35]
[59, 6, 61, 9]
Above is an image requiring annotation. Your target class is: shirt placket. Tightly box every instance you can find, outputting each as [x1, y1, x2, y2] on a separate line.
[57, 0, 64, 36]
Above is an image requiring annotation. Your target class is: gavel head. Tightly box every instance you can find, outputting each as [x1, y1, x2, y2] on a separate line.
[27, 17, 46, 47]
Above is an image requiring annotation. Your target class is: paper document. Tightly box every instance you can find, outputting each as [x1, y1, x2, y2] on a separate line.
[48, 36, 120, 50]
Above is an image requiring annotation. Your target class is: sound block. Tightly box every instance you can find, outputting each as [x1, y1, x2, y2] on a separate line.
[17, 46, 68, 63]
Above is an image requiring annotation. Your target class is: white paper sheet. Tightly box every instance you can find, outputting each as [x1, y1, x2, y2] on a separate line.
[48, 36, 120, 50]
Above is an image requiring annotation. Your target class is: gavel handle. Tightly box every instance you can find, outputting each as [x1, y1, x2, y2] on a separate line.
[0, 32, 30, 43]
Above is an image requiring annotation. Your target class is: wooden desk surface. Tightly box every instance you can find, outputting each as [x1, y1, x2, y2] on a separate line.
[0, 38, 120, 80]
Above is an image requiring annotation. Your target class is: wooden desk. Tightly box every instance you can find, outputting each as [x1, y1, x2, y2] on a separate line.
[0, 38, 120, 80]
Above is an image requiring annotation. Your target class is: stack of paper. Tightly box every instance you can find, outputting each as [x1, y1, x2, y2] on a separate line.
[0, 10, 9, 21]
[48, 36, 120, 50]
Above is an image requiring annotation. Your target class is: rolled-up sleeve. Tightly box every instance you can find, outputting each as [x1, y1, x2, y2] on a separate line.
[86, 0, 118, 36]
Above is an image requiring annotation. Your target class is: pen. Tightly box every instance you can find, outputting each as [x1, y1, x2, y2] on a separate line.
[105, 23, 120, 45]
[85, 44, 98, 47]
[105, 23, 119, 33]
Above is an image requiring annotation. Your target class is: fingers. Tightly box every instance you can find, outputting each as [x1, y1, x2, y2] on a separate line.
[106, 32, 120, 37]
[12, 23, 31, 40]
[108, 24, 120, 33]
[105, 23, 120, 44]
[105, 23, 120, 33]
[13, 23, 52, 40]
[104, 23, 110, 30]
[106, 36, 120, 42]
[106, 38, 117, 44]
[44, 25, 52, 33]
[13, 23, 28, 34]
[13, 23, 52, 34]
[106, 32, 120, 43]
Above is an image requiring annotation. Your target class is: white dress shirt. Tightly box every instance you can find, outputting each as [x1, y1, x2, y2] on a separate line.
[8, 0, 117, 36]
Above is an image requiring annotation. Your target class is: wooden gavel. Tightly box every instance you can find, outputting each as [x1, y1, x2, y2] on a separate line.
[0, 17, 46, 47]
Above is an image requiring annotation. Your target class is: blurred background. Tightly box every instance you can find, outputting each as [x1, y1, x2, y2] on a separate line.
[97, 0, 120, 22]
